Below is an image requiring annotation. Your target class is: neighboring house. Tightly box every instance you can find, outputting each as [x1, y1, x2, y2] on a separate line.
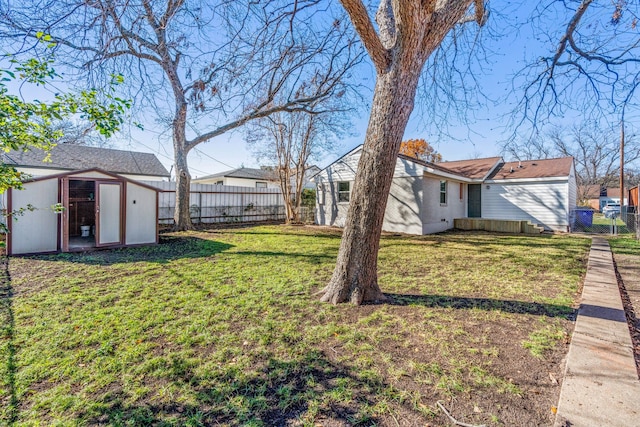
[3, 145, 170, 255]
[314, 145, 577, 234]
[193, 167, 279, 188]
[578, 184, 602, 210]
[575, 185, 630, 211]
[600, 187, 627, 209]
[193, 165, 320, 191]
[3, 144, 170, 181]
[302, 165, 321, 190]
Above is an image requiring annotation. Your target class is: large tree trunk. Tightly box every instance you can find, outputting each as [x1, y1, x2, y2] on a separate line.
[321, 0, 479, 304]
[173, 143, 193, 231]
[172, 102, 193, 231]
[320, 63, 423, 304]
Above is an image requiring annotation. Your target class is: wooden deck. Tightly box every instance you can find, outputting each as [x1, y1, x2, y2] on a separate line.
[454, 218, 544, 235]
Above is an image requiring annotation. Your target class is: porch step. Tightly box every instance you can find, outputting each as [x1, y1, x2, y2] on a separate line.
[454, 218, 544, 235]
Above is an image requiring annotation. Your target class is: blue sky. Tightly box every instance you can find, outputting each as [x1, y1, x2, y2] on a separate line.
[119, 18, 527, 178]
[124, 0, 635, 178]
[9, 1, 636, 179]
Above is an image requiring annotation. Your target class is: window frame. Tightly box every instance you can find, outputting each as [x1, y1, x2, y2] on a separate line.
[338, 181, 350, 203]
[439, 180, 447, 205]
[255, 181, 268, 189]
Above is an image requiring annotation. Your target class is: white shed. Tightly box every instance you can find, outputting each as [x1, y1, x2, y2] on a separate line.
[6, 168, 160, 255]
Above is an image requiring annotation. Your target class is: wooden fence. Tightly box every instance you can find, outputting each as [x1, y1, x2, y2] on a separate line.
[141, 181, 286, 225]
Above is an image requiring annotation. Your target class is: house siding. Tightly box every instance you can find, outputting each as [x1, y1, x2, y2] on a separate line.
[315, 147, 360, 228]
[383, 177, 423, 235]
[421, 175, 466, 234]
[315, 148, 427, 234]
[195, 176, 279, 188]
[481, 180, 570, 231]
[10, 178, 59, 254]
[568, 164, 577, 210]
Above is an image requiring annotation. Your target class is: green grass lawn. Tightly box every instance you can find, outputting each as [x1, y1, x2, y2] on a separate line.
[0, 226, 590, 426]
[608, 235, 640, 255]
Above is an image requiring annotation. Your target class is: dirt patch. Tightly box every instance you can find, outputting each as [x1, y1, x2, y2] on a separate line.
[613, 254, 640, 379]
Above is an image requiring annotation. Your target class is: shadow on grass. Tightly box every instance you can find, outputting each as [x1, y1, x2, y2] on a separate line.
[18, 236, 234, 266]
[381, 231, 591, 251]
[0, 257, 17, 426]
[233, 250, 336, 263]
[608, 238, 640, 256]
[201, 225, 344, 240]
[385, 293, 576, 318]
[79, 350, 396, 426]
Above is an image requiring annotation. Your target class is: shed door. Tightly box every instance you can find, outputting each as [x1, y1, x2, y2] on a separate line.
[468, 184, 482, 218]
[96, 182, 123, 246]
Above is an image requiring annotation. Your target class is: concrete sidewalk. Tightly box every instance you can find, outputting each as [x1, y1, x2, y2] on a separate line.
[555, 237, 640, 426]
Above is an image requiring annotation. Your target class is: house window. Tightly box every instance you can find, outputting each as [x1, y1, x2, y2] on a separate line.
[338, 181, 350, 202]
[459, 183, 463, 200]
[215, 180, 223, 185]
[256, 182, 267, 188]
[440, 180, 447, 205]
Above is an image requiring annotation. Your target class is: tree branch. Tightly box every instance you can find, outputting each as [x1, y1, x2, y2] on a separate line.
[339, 0, 391, 72]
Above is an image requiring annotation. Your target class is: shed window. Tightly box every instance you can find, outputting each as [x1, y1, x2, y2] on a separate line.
[256, 182, 267, 188]
[338, 181, 350, 203]
[459, 183, 463, 200]
[440, 180, 447, 205]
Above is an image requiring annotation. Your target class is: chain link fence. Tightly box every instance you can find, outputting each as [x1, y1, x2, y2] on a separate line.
[570, 208, 637, 236]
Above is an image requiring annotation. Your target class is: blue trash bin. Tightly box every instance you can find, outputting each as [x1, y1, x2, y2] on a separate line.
[576, 209, 594, 227]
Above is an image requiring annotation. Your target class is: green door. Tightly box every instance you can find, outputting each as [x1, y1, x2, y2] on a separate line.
[468, 184, 481, 218]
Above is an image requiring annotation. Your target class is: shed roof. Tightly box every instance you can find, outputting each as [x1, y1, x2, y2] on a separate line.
[22, 167, 162, 192]
[486, 157, 574, 180]
[3, 144, 170, 177]
[195, 167, 278, 181]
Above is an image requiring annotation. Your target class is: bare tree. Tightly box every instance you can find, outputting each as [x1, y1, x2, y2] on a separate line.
[502, 123, 640, 203]
[317, 0, 486, 304]
[515, 1, 640, 130]
[50, 120, 110, 147]
[0, 0, 362, 230]
[247, 101, 351, 224]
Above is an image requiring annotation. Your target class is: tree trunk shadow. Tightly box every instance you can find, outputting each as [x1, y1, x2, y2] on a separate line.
[0, 256, 17, 425]
[382, 293, 576, 318]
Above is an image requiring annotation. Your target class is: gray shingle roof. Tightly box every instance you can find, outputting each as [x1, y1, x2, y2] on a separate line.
[3, 144, 170, 177]
[195, 167, 278, 181]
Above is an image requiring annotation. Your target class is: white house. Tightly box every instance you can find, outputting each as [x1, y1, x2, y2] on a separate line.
[3, 145, 170, 255]
[193, 167, 280, 188]
[314, 146, 577, 234]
